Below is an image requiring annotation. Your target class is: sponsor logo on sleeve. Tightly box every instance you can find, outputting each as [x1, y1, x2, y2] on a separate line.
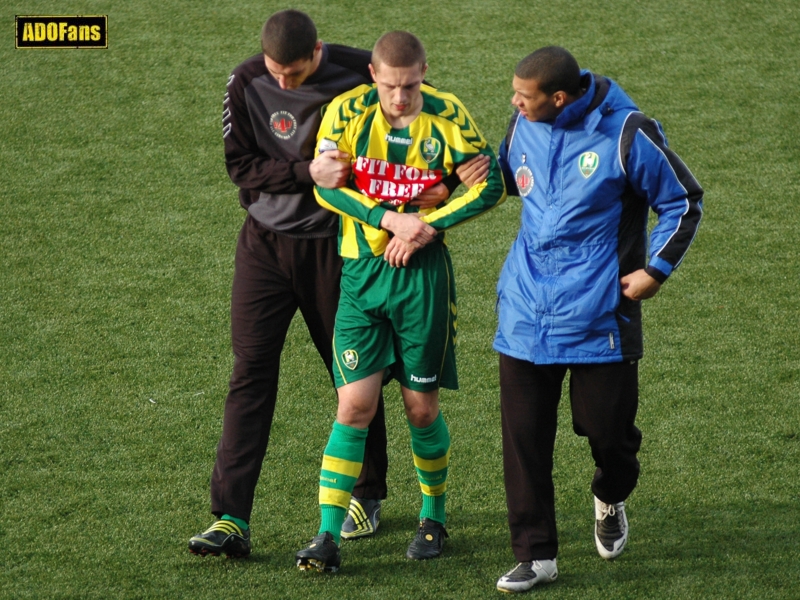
[16, 16, 107, 49]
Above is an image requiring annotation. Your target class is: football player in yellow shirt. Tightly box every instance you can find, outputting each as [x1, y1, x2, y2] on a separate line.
[296, 31, 505, 573]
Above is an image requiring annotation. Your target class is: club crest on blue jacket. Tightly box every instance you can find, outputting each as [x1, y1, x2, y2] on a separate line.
[578, 151, 599, 178]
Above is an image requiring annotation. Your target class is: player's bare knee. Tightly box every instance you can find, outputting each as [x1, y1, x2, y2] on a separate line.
[401, 387, 440, 428]
[404, 402, 439, 428]
[336, 399, 378, 428]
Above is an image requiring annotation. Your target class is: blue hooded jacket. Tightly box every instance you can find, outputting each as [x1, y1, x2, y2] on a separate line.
[494, 71, 703, 364]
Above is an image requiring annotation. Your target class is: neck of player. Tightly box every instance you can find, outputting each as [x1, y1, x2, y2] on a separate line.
[382, 96, 423, 129]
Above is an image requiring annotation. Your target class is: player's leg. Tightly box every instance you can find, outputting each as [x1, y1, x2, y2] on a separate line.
[341, 397, 386, 540]
[295, 235, 388, 533]
[400, 386, 452, 560]
[389, 241, 459, 392]
[496, 355, 565, 591]
[296, 257, 396, 572]
[400, 387, 451, 562]
[389, 242, 456, 559]
[401, 387, 448, 524]
[569, 361, 641, 559]
[295, 372, 383, 573]
[498, 355, 565, 561]
[319, 373, 384, 541]
[191, 218, 297, 558]
[569, 362, 641, 502]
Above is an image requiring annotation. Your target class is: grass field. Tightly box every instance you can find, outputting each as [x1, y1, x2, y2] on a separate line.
[2, 0, 799, 598]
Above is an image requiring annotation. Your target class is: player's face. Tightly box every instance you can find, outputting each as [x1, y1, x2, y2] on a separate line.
[370, 62, 427, 125]
[264, 42, 322, 90]
[511, 76, 562, 122]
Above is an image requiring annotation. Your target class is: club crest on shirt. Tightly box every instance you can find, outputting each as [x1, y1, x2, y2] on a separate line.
[578, 152, 599, 178]
[515, 165, 534, 195]
[342, 349, 359, 370]
[420, 137, 441, 163]
[270, 110, 297, 140]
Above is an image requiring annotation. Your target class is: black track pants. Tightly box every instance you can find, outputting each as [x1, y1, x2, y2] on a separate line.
[210, 216, 388, 522]
[499, 353, 641, 561]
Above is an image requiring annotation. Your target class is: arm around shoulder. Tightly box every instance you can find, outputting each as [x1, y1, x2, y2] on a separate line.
[421, 147, 507, 230]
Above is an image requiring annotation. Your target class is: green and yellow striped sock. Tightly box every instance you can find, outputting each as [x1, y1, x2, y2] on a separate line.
[409, 411, 451, 525]
[318, 420, 368, 544]
[220, 514, 248, 531]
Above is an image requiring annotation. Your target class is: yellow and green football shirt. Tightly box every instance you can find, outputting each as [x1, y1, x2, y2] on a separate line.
[314, 83, 506, 259]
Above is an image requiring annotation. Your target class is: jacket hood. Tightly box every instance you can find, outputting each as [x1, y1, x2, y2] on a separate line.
[554, 70, 639, 134]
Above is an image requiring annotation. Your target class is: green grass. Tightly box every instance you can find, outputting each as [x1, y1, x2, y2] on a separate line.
[2, 0, 799, 598]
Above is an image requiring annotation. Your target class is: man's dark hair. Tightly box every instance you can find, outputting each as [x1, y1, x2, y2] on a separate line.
[515, 46, 581, 96]
[261, 10, 317, 64]
[372, 31, 426, 70]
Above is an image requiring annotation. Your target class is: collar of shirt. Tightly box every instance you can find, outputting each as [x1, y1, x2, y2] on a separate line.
[553, 69, 597, 131]
[301, 43, 330, 87]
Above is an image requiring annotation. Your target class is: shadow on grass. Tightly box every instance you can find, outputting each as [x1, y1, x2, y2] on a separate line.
[178, 500, 799, 598]
[552, 498, 800, 597]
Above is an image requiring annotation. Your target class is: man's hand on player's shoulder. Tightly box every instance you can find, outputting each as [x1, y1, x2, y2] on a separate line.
[310, 151, 352, 188]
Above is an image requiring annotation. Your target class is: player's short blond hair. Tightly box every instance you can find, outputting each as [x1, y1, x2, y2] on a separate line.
[371, 31, 426, 71]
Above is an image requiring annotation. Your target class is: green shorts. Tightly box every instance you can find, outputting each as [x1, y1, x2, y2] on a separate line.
[332, 241, 458, 392]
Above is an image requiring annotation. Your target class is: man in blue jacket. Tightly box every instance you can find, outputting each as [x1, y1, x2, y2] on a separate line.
[493, 47, 703, 593]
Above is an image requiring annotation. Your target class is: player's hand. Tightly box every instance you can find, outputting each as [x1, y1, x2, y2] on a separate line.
[310, 151, 351, 188]
[620, 269, 661, 301]
[379, 211, 437, 247]
[456, 154, 490, 188]
[383, 236, 418, 267]
[409, 183, 449, 208]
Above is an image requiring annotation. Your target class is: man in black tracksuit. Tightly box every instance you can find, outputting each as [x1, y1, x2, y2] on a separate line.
[188, 9, 485, 558]
[188, 10, 389, 558]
